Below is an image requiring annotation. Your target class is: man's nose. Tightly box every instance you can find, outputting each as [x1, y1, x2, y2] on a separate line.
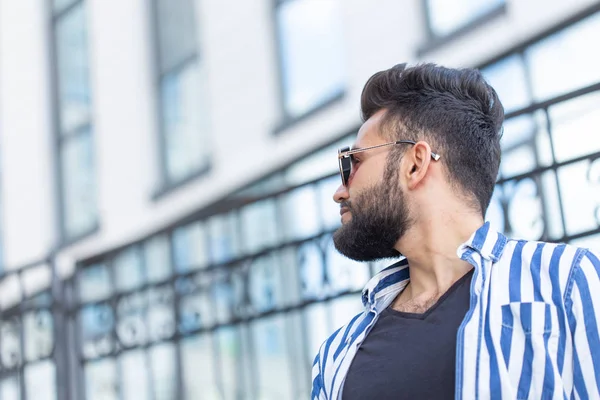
[333, 183, 349, 204]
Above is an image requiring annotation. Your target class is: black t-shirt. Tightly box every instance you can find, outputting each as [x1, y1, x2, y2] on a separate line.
[342, 269, 474, 400]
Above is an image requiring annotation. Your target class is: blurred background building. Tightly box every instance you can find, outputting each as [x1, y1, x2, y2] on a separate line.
[0, 0, 599, 398]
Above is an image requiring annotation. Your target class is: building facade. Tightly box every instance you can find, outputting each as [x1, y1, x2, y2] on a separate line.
[0, 0, 599, 399]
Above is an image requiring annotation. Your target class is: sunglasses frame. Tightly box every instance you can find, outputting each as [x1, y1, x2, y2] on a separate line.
[337, 140, 441, 186]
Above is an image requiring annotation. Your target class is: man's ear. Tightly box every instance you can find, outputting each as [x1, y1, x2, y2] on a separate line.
[405, 141, 434, 190]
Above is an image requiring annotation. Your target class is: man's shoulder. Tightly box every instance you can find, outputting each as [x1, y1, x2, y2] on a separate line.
[315, 309, 369, 367]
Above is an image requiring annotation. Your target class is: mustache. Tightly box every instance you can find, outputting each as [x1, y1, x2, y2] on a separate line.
[340, 201, 352, 210]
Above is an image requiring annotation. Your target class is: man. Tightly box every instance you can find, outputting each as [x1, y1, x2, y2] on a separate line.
[311, 63, 600, 399]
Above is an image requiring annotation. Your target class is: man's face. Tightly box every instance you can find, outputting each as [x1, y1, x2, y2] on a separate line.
[332, 111, 413, 261]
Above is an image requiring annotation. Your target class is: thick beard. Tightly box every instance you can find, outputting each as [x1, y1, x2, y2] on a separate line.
[333, 174, 412, 262]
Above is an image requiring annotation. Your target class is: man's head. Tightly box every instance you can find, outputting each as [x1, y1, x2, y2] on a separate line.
[333, 63, 504, 261]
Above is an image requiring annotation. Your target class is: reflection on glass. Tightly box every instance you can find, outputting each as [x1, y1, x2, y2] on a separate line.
[527, 12, 600, 101]
[276, 0, 345, 117]
[116, 293, 147, 347]
[149, 344, 177, 400]
[155, 0, 198, 72]
[252, 316, 293, 399]
[145, 235, 172, 282]
[0, 319, 21, 369]
[147, 286, 175, 341]
[303, 303, 330, 367]
[284, 137, 345, 186]
[240, 200, 279, 253]
[172, 222, 209, 272]
[85, 359, 118, 400]
[181, 335, 220, 399]
[216, 326, 242, 400]
[120, 350, 150, 400]
[53, 0, 78, 13]
[79, 263, 111, 302]
[558, 161, 600, 236]
[179, 290, 213, 333]
[540, 171, 564, 240]
[500, 115, 535, 152]
[426, 0, 504, 36]
[207, 212, 239, 264]
[113, 247, 144, 292]
[500, 144, 537, 178]
[548, 92, 600, 163]
[61, 131, 97, 238]
[55, 2, 91, 134]
[0, 376, 19, 400]
[24, 310, 54, 362]
[505, 179, 544, 240]
[325, 237, 370, 294]
[25, 361, 56, 400]
[281, 186, 321, 240]
[481, 54, 529, 113]
[298, 242, 325, 299]
[248, 255, 282, 314]
[80, 304, 114, 359]
[161, 62, 211, 183]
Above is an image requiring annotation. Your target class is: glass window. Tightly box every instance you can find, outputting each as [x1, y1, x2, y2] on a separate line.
[526, 12, 600, 101]
[61, 130, 97, 238]
[55, 2, 91, 134]
[25, 361, 56, 400]
[78, 263, 112, 302]
[113, 247, 144, 292]
[144, 235, 172, 282]
[240, 199, 279, 254]
[84, 359, 118, 400]
[149, 344, 177, 400]
[172, 221, 209, 272]
[248, 254, 283, 314]
[120, 350, 150, 400]
[155, 0, 198, 73]
[23, 310, 54, 362]
[0, 319, 21, 369]
[558, 160, 600, 237]
[0, 377, 19, 400]
[216, 326, 243, 399]
[481, 54, 530, 113]
[207, 212, 240, 264]
[426, 0, 505, 37]
[147, 285, 175, 341]
[160, 62, 211, 183]
[276, 0, 346, 118]
[80, 304, 115, 359]
[53, 0, 78, 13]
[281, 185, 321, 240]
[115, 293, 147, 347]
[181, 334, 220, 399]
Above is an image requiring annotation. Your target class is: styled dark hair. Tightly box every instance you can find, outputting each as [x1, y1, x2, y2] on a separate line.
[361, 63, 504, 215]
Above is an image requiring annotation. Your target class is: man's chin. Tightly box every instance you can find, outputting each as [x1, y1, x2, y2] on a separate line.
[340, 212, 352, 224]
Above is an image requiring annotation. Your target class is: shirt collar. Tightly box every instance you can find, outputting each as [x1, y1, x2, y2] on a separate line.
[361, 221, 507, 307]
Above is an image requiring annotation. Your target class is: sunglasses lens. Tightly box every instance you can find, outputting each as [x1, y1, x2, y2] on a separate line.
[338, 147, 351, 186]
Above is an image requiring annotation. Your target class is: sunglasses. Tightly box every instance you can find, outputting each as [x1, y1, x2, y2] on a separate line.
[337, 140, 441, 186]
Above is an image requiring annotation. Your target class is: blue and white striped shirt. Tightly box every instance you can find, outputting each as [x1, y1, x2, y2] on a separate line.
[312, 222, 600, 399]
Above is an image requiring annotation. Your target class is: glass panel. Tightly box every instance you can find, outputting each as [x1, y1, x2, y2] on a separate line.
[113, 247, 144, 292]
[145, 235, 172, 282]
[503, 178, 544, 240]
[120, 350, 150, 400]
[319, 175, 343, 230]
[155, 0, 198, 73]
[252, 316, 294, 399]
[240, 199, 279, 253]
[570, 233, 600, 251]
[79, 264, 112, 302]
[526, 12, 600, 101]
[481, 54, 530, 114]
[179, 286, 213, 333]
[216, 326, 242, 400]
[147, 285, 175, 341]
[181, 334, 220, 399]
[325, 236, 370, 294]
[283, 137, 347, 186]
[85, 359, 118, 400]
[276, 0, 345, 117]
[53, 0, 78, 14]
[540, 170, 565, 240]
[0, 376, 19, 400]
[172, 221, 209, 272]
[161, 62, 211, 183]
[207, 212, 240, 264]
[61, 130, 97, 238]
[25, 361, 56, 400]
[24, 310, 54, 361]
[212, 271, 235, 323]
[149, 344, 177, 400]
[116, 292, 147, 347]
[281, 185, 321, 240]
[298, 241, 325, 300]
[426, 0, 504, 37]
[303, 303, 330, 366]
[0, 318, 21, 369]
[248, 254, 283, 314]
[80, 303, 115, 359]
[558, 159, 600, 237]
[500, 144, 537, 179]
[548, 91, 600, 163]
[486, 185, 506, 234]
[55, 2, 91, 134]
[329, 294, 364, 332]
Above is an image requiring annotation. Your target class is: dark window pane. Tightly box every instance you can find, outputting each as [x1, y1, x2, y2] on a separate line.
[160, 62, 211, 183]
[426, 0, 504, 37]
[526, 12, 600, 101]
[276, 0, 345, 117]
[155, 0, 198, 73]
[55, 3, 91, 134]
[61, 131, 97, 238]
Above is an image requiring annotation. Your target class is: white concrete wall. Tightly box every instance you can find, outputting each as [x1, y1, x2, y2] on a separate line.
[0, 0, 597, 271]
